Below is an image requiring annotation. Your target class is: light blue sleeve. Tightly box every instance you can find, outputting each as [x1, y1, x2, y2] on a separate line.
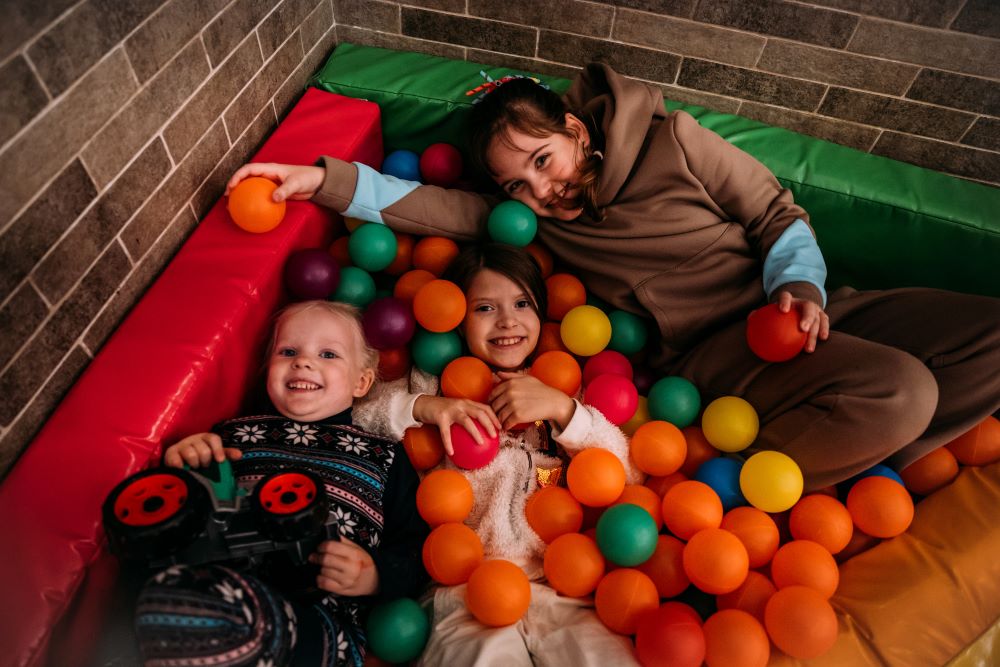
[762, 219, 828, 307]
[343, 162, 421, 224]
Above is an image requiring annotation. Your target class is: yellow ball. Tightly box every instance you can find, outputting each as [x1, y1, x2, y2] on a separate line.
[740, 451, 803, 513]
[560, 305, 612, 357]
[344, 216, 365, 232]
[621, 396, 650, 436]
[701, 396, 759, 452]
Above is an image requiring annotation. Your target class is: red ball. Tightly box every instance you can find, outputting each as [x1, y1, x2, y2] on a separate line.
[584, 373, 639, 425]
[582, 350, 634, 386]
[635, 602, 706, 667]
[420, 143, 463, 187]
[448, 422, 499, 470]
[746, 303, 808, 362]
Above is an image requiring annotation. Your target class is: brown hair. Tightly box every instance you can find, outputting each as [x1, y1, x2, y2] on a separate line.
[443, 243, 547, 321]
[468, 78, 605, 221]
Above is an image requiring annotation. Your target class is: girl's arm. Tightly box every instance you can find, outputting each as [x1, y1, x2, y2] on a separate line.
[352, 369, 438, 440]
[552, 401, 643, 484]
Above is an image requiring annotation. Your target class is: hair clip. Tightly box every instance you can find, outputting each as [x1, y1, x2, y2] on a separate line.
[465, 70, 549, 103]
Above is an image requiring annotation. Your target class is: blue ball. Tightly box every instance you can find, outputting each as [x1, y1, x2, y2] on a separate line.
[694, 457, 746, 511]
[382, 150, 422, 182]
[850, 463, 904, 487]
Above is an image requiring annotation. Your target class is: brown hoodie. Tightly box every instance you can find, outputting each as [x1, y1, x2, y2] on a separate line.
[313, 64, 820, 369]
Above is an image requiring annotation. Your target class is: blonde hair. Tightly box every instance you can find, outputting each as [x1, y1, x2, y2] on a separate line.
[267, 300, 380, 377]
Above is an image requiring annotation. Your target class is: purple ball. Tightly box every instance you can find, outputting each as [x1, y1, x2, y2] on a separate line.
[632, 365, 658, 396]
[363, 297, 416, 350]
[284, 248, 341, 300]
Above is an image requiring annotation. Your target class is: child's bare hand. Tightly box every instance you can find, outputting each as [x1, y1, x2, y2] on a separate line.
[412, 395, 500, 456]
[490, 373, 576, 430]
[776, 290, 830, 353]
[225, 163, 325, 202]
[310, 538, 379, 596]
[162, 433, 242, 468]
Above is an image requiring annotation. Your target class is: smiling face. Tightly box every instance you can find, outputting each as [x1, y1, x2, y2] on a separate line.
[462, 269, 542, 371]
[486, 113, 590, 221]
[266, 306, 375, 422]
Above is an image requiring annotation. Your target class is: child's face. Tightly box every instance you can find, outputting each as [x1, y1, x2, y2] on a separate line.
[487, 113, 589, 221]
[266, 307, 374, 422]
[462, 269, 541, 371]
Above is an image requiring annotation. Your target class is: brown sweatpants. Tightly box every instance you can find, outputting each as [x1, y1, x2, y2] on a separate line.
[671, 287, 1000, 490]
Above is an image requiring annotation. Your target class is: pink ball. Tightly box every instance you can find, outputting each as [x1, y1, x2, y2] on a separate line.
[583, 350, 634, 386]
[420, 143, 463, 188]
[449, 422, 500, 470]
[583, 373, 639, 425]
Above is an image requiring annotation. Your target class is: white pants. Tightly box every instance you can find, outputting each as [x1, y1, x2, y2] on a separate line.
[416, 582, 640, 667]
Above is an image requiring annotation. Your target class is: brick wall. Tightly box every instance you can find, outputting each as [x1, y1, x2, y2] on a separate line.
[0, 0, 997, 478]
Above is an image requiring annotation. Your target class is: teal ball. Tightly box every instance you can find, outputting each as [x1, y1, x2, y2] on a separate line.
[330, 266, 376, 307]
[647, 376, 701, 428]
[595, 503, 659, 566]
[349, 223, 397, 272]
[366, 598, 430, 663]
[607, 310, 648, 356]
[487, 201, 537, 247]
[411, 329, 463, 375]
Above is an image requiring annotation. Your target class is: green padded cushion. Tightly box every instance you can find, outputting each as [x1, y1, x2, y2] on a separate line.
[311, 43, 999, 297]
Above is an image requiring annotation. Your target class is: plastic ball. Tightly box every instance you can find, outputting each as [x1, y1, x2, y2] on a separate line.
[613, 484, 663, 528]
[330, 266, 376, 307]
[764, 586, 838, 659]
[635, 602, 706, 667]
[525, 486, 583, 544]
[846, 476, 913, 538]
[746, 303, 808, 362]
[378, 346, 411, 382]
[343, 217, 365, 232]
[283, 248, 340, 300]
[487, 200, 537, 246]
[739, 451, 803, 513]
[595, 503, 658, 566]
[416, 469, 474, 526]
[410, 329, 462, 375]
[582, 350, 633, 386]
[420, 142, 463, 188]
[402, 424, 444, 471]
[595, 568, 660, 635]
[560, 305, 612, 357]
[385, 232, 414, 276]
[566, 448, 626, 507]
[543, 532, 605, 597]
[382, 149, 422, 181]
[583, 373, 638, 425]
[412, 236, 460, 276]
[525, 242, 553, 278]
[703, 609, 769, 667]
[465, 560, 531, 627]
[661, 480, 724, 541]
[644, 470, 689, 499]
[545, 273, 587, 320]
[328, 235, 352, 267]
[849, 463, 905, 488]
[535, 321, 570, 356]
[441, 356, 494, 404]
[648, 376, 701, 428]
[422, 522, 483, 585]
[683, 528, 750, 595]
[680, 425, 720, 476]
[694, 458, 746, 512]
[362, 297, 415, 349]
[770, 540, 840, 599]
[945, 416, 1000, 465]
[900, 446, 959, 495]
[227, 176, 285, 233]
[393, 268, 436, 305]
[789, 494, 853, 554]
[448, 422, 500, 470]
[413, 279, 466, 332]
[701, 396, 759, 453]
[716, 570, 777, 624]
[720, 506, 779, 569]
[366, 598, 429, 664]
[636, 534, 690, 598]
[620, 396, 651, 436]
[348, 223, 398, 272]
[607, 309, 648, 356]
[632, 365, 657, 395]
[530, 350, 582, 396]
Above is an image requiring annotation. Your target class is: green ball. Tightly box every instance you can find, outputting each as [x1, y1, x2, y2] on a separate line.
[487, 200, 537, 247]
[586, 293, 612, 313]
[366, 597, 430, 664]
[349, 223, 398, 272]
[607, 310, 648, 356]
[330, 266, 375, 307]
[595, 503, 658, 566]
[647, 376, 701, 428]
[411, 328, 462, 375]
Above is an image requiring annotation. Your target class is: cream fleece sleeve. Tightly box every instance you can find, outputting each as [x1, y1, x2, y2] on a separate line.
[353, 368, 442, 440]
[550, 400, 643, 484]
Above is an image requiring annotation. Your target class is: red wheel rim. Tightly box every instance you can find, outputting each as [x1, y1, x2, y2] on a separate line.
[113, 473, 188, 526]
[258, 472, 317, 514]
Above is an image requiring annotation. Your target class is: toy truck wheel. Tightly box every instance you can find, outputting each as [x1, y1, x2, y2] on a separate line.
[251, 470, 330, 542]
[102, 467, 211, 560]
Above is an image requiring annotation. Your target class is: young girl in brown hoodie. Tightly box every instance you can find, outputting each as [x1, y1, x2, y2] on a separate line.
[226, 63, 1000, 491]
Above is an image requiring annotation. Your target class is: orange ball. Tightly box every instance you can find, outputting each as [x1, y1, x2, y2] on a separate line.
[227, 176, 285, 233]
[412, 279, 466, 332]
[630, 420, 687, 476]
[946, 415, 1000, 466]
[835, 529, 881, 563]
[466, 560, 531, 626]
[412, 236, 459, 276]
[525, 486, 584, 543]
[683, 528, 749, 595]
[422, 522, 483, 585]
[613, 484, 662, 528]
[770, 540, 840, 599]
[328, 235, 352, 267]
[392, 269, 436, 305]
[416, 469, 474, 526]
[764, 586, 838, 659]
[703, 609, 770, 667]
[384, 232, 414, 275]
[720, 506, 780, 569]
[545, 273, 586, 320]
[530, 350, 582, 396]
[543, 532, 605, 597]
[901, 446, 960, 495]
[716, 570, 776, 624]
[402, 424, 444, 471]
[662, 480, 723, 540]
[535, 321, 570, 355]
[441, 356, 494, 404]
[567, 448, 626, 507]
[789, 494, 854, 554]
[525, 242, 554, 278]
[645, 471, 688, 498]
[680, 426, 720, 477]
[636, 534, 689, 598]
[377, 346, 411, 382]
[594, 568, 659, 635]
[846, 476, 914, 538]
